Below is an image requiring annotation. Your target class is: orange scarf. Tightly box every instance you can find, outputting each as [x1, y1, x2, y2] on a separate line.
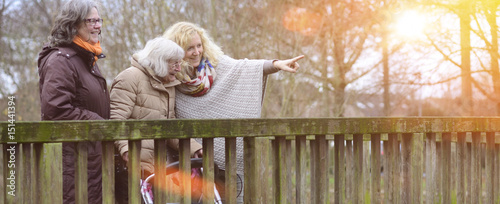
[73, 35, 102, 64]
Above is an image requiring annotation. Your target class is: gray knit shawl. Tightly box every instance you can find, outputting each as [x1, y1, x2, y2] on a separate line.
[175, 55, 266, 174]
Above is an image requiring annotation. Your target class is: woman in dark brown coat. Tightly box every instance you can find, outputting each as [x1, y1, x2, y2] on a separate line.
[37, 0, 108, 203]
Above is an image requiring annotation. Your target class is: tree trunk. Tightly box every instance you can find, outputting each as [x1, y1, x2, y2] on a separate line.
[485, 2, 500, 115]
[382, 30, 390, 116]
[460, 0, 473, 116]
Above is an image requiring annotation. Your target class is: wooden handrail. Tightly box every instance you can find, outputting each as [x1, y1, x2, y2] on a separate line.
[1, 117, 499, 204]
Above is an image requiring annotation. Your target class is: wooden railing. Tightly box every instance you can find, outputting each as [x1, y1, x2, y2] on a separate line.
[1, 117, 500, 204]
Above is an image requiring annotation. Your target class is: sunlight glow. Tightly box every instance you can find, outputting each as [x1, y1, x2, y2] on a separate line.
[283, 7, 321, 36]
[394, 10, 427, 39]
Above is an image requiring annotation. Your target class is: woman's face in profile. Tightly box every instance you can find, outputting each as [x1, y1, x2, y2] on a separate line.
[184, 33, 203, 67]
[77, 7, 101, 45]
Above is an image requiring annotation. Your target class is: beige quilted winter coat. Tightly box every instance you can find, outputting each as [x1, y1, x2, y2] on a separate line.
[111, 57, 202, 174]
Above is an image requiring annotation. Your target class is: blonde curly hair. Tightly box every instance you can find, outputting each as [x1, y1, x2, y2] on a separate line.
[163, 22, 224, 76]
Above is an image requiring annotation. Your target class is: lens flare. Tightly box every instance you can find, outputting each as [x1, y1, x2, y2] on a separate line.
[283, 7, 322, 36]
[394, 10, 427, 39]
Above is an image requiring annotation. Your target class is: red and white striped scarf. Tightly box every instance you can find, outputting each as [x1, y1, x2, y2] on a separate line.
[175, 58, 216, 97]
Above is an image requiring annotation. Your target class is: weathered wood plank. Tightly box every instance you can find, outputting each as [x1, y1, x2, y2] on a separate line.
[258, 137, 272, 204]
[425, 133, 437, 204]
[314, 135, 327, 204]
[346, 139, 353, 203]
[286, 139, 293, 204]
[334, 134, 345, 204]
[102, 141, 115, 204]
[436, 137, 443, 203]
[496, 144, 500, 204]
[385, 133, 399, 203]
[401, 133, 412, 204]
[128, 140, 141, 204]
[471, 132, 481, 204]
[486, 132, 495, 204]
[45, 143, 62, 203]
[310, 138, 316, 204]
[32, 143, 61, 203]
[21, 143, 31, 204]
[75, 142, 88, 204]
[441, 132, 451, 204]
[296, 136, 307, 204]
[1, 144, 5, 204]
[371, 134, 381, 204]
[5, 143, 20, 204]
[179, 138, 191, 204]
[225, 137, 237, 204]
[353, 134, 363, 204]
[202, 138, 215, 204]
[273, 136, 287, 204]
[5, 118, 500, 143]
[153, 139, 167, 204]
[363, 139, 370, 203]
[32, 143, 41, 203]
[2, 118, 500, 204]
[411, 133, 423, 204]
[456, 132, 466, 204]
[244, 137, 258, 204]
[467, 140, 471, 203]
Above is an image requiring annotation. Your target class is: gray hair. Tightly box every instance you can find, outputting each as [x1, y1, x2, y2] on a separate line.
[133, 37, 185, 77]
[48, 0, 99, 46]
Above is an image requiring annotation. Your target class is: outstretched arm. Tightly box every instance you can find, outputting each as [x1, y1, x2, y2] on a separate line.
[272, 55, 305, 73]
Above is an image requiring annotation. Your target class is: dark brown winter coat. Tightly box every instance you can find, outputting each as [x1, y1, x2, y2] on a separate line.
[38, 43, 110, 204]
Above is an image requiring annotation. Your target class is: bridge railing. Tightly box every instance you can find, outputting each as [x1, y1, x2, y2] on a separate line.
[1, 117, 500, 203]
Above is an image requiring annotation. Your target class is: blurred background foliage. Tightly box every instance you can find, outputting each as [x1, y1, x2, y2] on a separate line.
[0, 0, 499, 121]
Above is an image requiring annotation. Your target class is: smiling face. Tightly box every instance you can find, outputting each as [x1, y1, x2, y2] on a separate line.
[77, 7, 101, 45]
[163, 60, 182, 83]
[184, 33, 204, 67]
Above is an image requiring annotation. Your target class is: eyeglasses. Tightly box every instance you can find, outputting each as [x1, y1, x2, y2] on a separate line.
[84, 18, 103, 26]
[169, 61, 181, 68]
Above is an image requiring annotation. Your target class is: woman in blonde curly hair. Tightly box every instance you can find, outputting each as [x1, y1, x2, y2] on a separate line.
[163, 21, 304, 203]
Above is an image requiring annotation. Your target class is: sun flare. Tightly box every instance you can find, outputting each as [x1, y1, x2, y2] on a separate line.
[394, 10, 427, 39]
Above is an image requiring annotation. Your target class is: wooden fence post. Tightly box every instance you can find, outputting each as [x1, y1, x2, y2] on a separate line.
[441, 132, 451, 204]
[353, 134, 363, 204]
[314, 135, 327, 204]
[457, 132, 466, 204]
[346, 139, 353, 203]
[128, 140, 142, 204]
[153, 139, 167, 204]
[371, 134, 381, 204]
[471, 132, 481, 204]
[202, 138, 215, 204]
[273, 136, 287, 204]
[411, 133, 423, 204]
[486, 132, 495, 204]
[225, 137, 237, 204]
[296, 136, 307, 204]
[179, 138, 191, 204]
[75, 142, 88, 204]
[102, 141, 115, 204]
[401, 133, 412, 204]
[334, 134, 345, 204]
[21, 143, 32, 204]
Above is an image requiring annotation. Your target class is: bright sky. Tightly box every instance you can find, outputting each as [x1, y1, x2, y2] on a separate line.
[394, 10, 428, 39]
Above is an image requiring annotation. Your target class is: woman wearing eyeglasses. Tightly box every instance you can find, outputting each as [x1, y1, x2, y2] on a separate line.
[109, 37, 203, 204]
[38, 0, 107, 203]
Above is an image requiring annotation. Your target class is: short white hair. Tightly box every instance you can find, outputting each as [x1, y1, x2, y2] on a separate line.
[133, 37, 184, 77]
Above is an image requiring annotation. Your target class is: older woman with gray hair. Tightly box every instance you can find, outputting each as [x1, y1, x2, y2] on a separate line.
[38, 0, 107, 203]
[110, 37, 203, 203]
